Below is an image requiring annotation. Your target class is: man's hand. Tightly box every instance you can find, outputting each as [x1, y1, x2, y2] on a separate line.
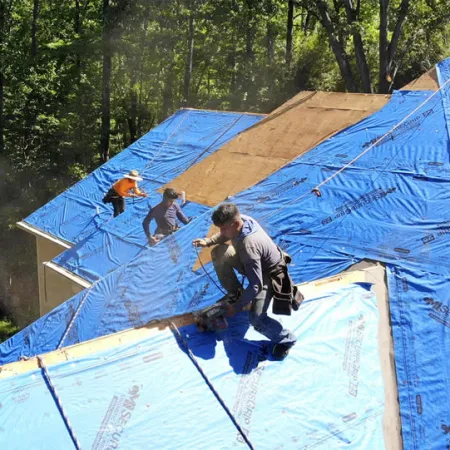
[224, 303, 236, 317]
[149, 236, 160, 245]
[192, 238, 208, 247]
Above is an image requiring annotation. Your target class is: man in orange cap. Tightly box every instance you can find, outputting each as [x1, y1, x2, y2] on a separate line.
[103, 170, 147, 217]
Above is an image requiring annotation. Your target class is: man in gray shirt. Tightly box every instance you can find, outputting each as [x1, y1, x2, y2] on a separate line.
[193, 203, 296, 359]
[143, 188, 190, 245]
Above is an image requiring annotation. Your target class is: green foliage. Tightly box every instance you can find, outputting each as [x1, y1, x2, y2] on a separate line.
[0, 318, 20, 343]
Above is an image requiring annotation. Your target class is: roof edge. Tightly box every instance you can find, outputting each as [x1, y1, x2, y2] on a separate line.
[17, 221, 72, 249]
[43, 261, 92, 289]
[179, 107, 266, 116]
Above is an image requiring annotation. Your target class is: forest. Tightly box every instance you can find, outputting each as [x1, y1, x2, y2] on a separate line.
[0, 0, 449, 336]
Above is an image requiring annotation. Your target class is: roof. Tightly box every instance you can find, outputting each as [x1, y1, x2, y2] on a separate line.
[168, 91, 390, 206]
[3, 57, 450, 449]
[401, 67, 439, 91]
[51, 91, 389, 283]
[23, 109, 263, 245]
[0, 272, 394, 449]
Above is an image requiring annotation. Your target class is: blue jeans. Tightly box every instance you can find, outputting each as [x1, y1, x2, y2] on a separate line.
[212, 244, 296, 347]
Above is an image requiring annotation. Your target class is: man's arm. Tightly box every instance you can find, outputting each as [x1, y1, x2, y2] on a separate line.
[175, 203, 189, 225]
[131, 181, 147, 197]
[235, 249, 263, 310]
[192, 232, 228, 248]
[142, 208, 154, 239]
[205, 232, 228, 246]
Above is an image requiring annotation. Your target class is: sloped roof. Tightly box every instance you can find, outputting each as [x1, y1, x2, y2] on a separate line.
[401, 67, 439, 91]
[53, 91, 389, 283]
[0, 279, 392, 449]
[22, 109, 263, 245]
[167, 92, 390, 206]
[3, 57, 450, 449]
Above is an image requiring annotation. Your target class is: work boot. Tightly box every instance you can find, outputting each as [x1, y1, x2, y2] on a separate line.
[272, 343, 292, 360]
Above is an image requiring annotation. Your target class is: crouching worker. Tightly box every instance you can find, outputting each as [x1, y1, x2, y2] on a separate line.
[143, 188, 190, 245]
[103, 170, 147, 217]
[192, 203, 303, 360]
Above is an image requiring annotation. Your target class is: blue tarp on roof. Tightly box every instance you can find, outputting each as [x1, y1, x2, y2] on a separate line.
[0, 284, 385, 450]
[3, 57, 450, 449]
[24, 109, 263, 245]
[53, 194, 209, 282]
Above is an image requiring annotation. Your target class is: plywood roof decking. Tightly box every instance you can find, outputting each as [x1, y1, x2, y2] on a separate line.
[402, 67, 439, 91]
[166, 92, 390, 207]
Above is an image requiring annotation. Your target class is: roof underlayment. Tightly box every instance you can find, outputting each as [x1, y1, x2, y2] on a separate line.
[50, 91, 389, 283]
[3, 57, 450, 449]
[22, 109, 263, 246]
[0, 265, 400, 450]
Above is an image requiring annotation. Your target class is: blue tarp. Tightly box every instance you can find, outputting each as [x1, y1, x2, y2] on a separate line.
[0, 284, 385, 450]
[386, 264, 450, 449]
[3, 57, 450, 449]
[53, 195, 209, 282]
[24, 109, 263, 245]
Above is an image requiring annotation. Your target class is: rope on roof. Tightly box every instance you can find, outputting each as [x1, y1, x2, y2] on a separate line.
[169, 320, 255, 450]
[37, 355, 82, 450]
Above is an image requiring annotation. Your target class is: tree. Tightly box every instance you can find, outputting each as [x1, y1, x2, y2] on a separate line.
[100, 0, 112, 163]
[342, 0, 372, 93]
[31, 0, 39, 58]
[0, 0, 5, 154]
[313, 0, 357, 91]
[286, 0, 294, 67]
[379, 0, 411, 93]
[0, 0, 449, 329]
[183, 2, 195, 106]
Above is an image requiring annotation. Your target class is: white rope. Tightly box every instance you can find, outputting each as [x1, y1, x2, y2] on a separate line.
[57, 282, 97, 349]
[144, 110, 191, 170]
[37, 355, 82, 450]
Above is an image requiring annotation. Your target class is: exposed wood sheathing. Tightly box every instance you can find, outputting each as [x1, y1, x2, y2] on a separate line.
[401, 67, 439, 91]
[166, 92, 390, 207]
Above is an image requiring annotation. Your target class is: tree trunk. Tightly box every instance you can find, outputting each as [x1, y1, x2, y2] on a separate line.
[265, 0, 275, 65]
[183, 11, 194, 107]
[74, 0, 81, 70]
[230, 0, 237, 93]
[286, 0, 294, 66]
[343, 0, 372, 92]
[31, 0, 39, 58]
[128, 88, 137, 144]
[0, 1, 4, 154]
[379, 0, 411, 93]
[162, 68, 174, 121]
[315, 0, 357, 92]
[267, 22, 275, 65]
[100, 0, 112, 163]
[245, 0, 255, 62]
[378, 0, 390, 93]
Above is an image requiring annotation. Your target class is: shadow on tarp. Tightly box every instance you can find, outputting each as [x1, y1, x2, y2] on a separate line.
[173, 312, 271, 375]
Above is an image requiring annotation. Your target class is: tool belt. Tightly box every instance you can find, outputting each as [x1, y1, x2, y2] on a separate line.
[102, 187, 121, 204]
[270, 249, 304, 316]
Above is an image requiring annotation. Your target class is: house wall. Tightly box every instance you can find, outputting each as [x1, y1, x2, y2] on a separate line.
[36, 236, 84, 316]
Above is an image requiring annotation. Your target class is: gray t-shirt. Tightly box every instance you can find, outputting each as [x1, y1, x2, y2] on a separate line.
[143, 201, 189, 238]
[206, 215, 282, 307]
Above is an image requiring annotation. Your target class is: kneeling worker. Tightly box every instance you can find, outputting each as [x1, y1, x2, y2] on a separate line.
[143, 188, 190, 245]
[103, 170, 147, 217]
[193, 203, 300, 360]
